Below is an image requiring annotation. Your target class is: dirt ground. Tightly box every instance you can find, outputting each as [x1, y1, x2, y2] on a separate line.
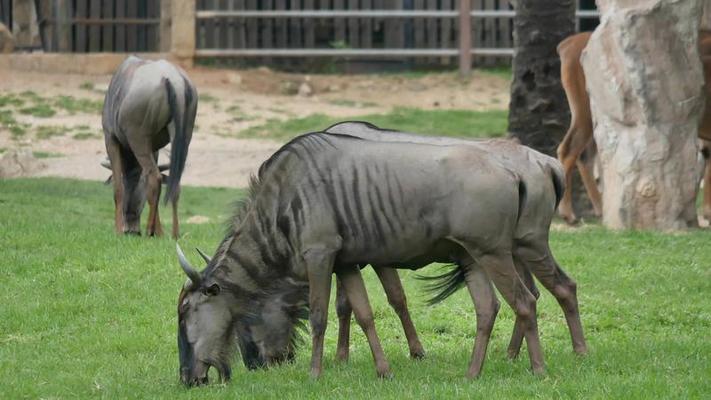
[0, 65, 509, 188]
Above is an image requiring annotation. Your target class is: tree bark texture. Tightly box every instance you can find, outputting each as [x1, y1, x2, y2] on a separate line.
[508, 0, 576, 157]
[582, 0, 704, 230]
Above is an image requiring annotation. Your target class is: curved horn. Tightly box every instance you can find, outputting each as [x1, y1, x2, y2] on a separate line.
[195, 248, 212, 264]
[101, 159, 112, 170]
[158, 163, 170, 172]
[177, 243, 202, 286]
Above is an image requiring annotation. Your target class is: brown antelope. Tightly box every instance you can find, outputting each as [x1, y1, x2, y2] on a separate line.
[102, 56, 197, 238]
[556, 31, 711, 224]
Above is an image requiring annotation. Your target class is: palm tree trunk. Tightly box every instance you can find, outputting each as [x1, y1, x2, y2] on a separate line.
[508, 0, 575, 155]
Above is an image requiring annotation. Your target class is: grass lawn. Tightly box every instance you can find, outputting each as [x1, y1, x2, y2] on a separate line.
[1, 178, 710, 399]
[241, 108, 509, 141]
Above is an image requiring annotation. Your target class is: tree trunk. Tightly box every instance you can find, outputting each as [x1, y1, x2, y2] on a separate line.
[508, 0, 575, 156]
[582, 0, 704, 230]
[508, 0, 595, 217]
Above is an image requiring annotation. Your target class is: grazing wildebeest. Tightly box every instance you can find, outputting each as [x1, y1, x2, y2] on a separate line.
[102, 56, 197, 238]
[176, 132, 544, 385]
[324, 122, 586, 370]
[556, 31, 711, 224]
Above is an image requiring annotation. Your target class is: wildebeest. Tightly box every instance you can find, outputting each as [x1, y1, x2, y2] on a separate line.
[324, 122, 586, 370]
[556, 31, 711, 224]
[102, 56, 197, 238]
[176, 131, 545, 385]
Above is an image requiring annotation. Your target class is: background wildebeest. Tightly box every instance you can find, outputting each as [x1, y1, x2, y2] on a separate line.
[176, 132, 545, 386]
[102, 56, 197, 238]
[556, 31, 711, 224]
[324, 122, 586, 374]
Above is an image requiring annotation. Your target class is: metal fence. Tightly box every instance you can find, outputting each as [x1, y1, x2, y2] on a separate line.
[0, 0, 11, 30]
[194, 1, 599, 69]
[33, 0, 161, 52]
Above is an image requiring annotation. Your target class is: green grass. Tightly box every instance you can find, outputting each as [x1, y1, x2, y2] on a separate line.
[241, 108, 509, 141]
[1, 178, 710, 398]
[19, 103, 56, 118]
[32, 151, 63, 159]
[53, 96, 103, 115]
[35, 125, 70, 139]
[479, 66, 513, 81]
[79, 81, 95, 91]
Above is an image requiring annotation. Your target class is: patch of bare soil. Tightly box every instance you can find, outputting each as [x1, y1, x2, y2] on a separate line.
[0, 65, 509, 188]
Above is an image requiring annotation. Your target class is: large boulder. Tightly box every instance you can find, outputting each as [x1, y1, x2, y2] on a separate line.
[581, 0, 705, 230]
[0, 22, 13, 53]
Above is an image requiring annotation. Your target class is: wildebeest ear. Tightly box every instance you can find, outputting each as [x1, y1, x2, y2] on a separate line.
[203, 283, 221, 296]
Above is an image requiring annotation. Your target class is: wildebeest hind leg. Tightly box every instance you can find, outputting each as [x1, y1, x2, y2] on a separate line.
[334, 277, 352, 362]
[507, 260, 540, 360]
[462, 263, 499, 379]
[374, 267, 425, 359]
[516, 243, 587, 355]
[105, 136, 125, 234]
[171, 190, 180, 239]
[337, 265, 392, 378]
[470, 250, 545, 375]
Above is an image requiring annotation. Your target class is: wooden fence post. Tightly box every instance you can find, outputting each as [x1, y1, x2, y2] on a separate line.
[171, 0, 195, 67]
[161, 0, 172, 52]
[459, 0, 472, 76]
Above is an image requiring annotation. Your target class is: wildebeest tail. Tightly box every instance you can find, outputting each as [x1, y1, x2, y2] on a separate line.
[415, 264, 466, 305]
[547, 161, 565, 210]
[163, 78, 190, 205]
[517, 176, 528, 225]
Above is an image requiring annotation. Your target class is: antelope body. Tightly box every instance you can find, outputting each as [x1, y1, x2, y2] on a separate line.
[557, 31, 711, 223]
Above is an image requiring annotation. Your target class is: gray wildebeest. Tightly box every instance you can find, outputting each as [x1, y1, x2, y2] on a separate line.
[324, 122, 586, 370]
[175, 132, 546, 386]
[556, 31, 711, 224]
[102, 56, 197, 238]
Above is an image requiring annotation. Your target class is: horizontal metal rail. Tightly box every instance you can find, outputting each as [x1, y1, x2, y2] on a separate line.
[195, 48, 515, 58]
[196, 9, 598, 19]
[46, 18, 160, 25]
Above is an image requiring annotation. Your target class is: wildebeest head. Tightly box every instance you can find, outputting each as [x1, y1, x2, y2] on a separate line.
[176, 244, 235, 386]
[101, 159, 169, 234]
[176, 244, 307, 386]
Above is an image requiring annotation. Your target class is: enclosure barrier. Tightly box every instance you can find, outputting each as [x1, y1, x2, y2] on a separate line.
[194, 6, 600, 75]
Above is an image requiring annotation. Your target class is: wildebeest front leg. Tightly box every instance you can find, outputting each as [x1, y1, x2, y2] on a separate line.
[105, 136, 125, 234]
[305, 250, 336, 378]
[463, 263, 499, 379]
[335, 277, 352, 362]
[374, 267, 425, 359]
[135, 153, 163, 237]
[337, 265, 391, 378]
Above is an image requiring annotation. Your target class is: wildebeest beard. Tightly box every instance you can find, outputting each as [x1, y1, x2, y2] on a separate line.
[230, 280, 309, 370]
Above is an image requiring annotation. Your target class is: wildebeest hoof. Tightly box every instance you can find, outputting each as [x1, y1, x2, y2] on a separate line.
[188, 376, 208, 387]
[410, 349, 425, 360]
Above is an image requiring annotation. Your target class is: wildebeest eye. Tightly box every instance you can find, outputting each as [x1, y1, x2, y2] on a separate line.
[202, 283, 221, 296]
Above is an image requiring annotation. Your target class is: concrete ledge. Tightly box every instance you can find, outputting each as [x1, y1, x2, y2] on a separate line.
[0, 52, 180, 75]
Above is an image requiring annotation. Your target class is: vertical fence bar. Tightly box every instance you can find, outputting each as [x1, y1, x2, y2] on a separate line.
[89, 0, 100, 51]
[458, 0, 471, 76]
[102, 0, 114, 51]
